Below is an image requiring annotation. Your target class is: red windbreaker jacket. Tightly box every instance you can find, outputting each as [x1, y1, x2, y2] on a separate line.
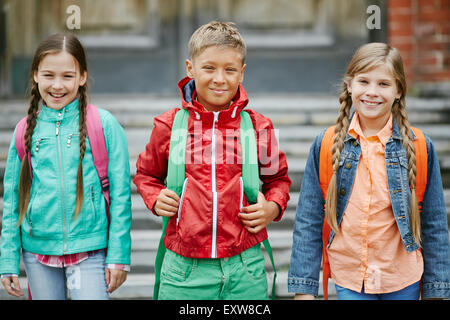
[134, 77, 291, 258]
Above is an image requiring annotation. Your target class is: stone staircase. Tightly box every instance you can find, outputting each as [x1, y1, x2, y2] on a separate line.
[0, 94, 449, 300]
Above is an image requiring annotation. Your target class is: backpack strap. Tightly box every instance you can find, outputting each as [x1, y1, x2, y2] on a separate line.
[153, 108, 189, 300]
[85, 104, 110, 223]
[240, 110, 277, 300]
[14, 117, 32, 177]
[411, 127, 427, 207]
[239, 111, 259, 203]
[318, 125, 335, 300]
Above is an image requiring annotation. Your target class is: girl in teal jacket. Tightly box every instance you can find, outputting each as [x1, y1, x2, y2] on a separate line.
[0, 34, 132, 299]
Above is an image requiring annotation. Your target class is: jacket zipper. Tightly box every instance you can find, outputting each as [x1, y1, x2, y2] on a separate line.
[211, 112, 219, 258]
[56, 121, 68, 253]
[176, 178, 189, 226]
[239, 177, 244, 209]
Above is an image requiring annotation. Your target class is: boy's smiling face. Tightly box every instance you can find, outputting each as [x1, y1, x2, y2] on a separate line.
[186, 46, 246, 112]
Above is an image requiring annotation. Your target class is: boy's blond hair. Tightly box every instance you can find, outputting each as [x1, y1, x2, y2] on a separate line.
[188, 21, 246, 63]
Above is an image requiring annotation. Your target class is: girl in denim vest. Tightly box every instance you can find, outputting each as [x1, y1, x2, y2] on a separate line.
[0, 34, 132, 299]
[288, 43, 450, 300]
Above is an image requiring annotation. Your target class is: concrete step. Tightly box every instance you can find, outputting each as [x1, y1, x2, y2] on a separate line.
[3, 188, 450, 229]
[0, 94, 449, 300]
[1, 96, 450, 136]
[0, 271, 337, 300]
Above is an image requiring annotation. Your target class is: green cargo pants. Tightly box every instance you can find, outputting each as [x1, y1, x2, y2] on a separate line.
[158, 244, 269, 300]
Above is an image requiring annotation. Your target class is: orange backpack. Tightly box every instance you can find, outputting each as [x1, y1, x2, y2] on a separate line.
[318, 125, 427, 299]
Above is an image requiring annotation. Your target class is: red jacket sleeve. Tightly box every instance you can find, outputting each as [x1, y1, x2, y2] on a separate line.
[248, 110, 292, 221]
[133, 108, 178, 215]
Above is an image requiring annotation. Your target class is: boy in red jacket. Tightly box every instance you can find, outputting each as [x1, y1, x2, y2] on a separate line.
[134, 21, 291, 300]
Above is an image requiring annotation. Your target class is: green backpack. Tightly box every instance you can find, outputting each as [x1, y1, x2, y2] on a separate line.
[153, 108, 277, 300]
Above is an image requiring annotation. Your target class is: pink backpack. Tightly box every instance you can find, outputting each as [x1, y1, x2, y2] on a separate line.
[14, 104, 111, 221]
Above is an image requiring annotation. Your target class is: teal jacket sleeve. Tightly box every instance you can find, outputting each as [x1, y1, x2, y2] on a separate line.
[100, 110, 132, 265]
[0, 128, 23, 275]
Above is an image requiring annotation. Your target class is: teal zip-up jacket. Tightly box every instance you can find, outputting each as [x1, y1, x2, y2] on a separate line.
[0, 99, 132, 275]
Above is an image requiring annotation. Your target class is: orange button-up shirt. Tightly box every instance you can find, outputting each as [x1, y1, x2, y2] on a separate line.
[327, 113, 423, 294]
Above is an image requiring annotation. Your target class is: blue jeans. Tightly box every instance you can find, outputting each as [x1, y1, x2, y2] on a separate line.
[23, 250, 109, 300]
[335, 281, 420, 300]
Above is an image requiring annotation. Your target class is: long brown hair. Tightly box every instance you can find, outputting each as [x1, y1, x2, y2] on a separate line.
[325, 42, 421, 245]
[18, 34, 89, 225]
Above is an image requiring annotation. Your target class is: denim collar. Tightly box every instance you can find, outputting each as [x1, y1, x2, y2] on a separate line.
[344, 111, 415, 144]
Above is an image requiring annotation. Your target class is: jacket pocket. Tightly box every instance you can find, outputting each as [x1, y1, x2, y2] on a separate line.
[26, 192, 38, 237]
[65, 132, 80, 151]
[70, 183, 100, 235]
[89, 185, 98, 224]
[176, 178, 189, 227]
[83, 184, 100, 233]
[31, 137, 53, 168]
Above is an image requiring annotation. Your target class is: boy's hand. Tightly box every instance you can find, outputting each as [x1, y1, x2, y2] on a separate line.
[154, 188, 180, 217]
[239, 192, 280, 234]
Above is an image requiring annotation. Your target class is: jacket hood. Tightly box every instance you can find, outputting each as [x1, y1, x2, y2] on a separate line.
[177, 76, 249, 118]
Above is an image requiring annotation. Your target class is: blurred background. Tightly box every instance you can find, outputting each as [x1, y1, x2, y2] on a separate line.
[0, 0, 449, 299]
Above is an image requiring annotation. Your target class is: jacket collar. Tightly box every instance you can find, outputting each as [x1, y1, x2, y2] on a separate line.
[344, 111, 414, 143]
[38, 98, 79, 121]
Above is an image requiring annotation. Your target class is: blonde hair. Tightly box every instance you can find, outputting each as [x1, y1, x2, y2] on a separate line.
[326, 42, 421, 245]
[188, 21, 246, 63]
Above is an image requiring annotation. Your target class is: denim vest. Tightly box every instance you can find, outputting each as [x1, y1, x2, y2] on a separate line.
[288, 118, 450, 298]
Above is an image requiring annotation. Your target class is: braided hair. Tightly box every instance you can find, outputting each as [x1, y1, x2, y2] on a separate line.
[325, 43, 421, 245]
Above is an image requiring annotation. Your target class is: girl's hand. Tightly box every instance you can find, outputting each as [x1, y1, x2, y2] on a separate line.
[154, 188, 180, 217]
[294, 293, 315, 300]
[105, 268, 127, 293]
[239, 192, 280, 234]
[1, 276, 24, 297]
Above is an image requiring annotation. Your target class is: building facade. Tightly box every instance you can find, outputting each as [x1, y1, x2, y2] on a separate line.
[0, 0, 381, 96]
[1, 0, 448, 97]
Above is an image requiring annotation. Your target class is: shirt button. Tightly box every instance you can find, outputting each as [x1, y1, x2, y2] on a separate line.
[58, 112, 62, 116]
[345, 162, 352, 169]
[340, 189, 346, 196]
[353, 140, 358, 146]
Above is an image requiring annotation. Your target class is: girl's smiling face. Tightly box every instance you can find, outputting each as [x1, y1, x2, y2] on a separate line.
[348, 64, 402, 130]
[33, 51, 87, 110]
